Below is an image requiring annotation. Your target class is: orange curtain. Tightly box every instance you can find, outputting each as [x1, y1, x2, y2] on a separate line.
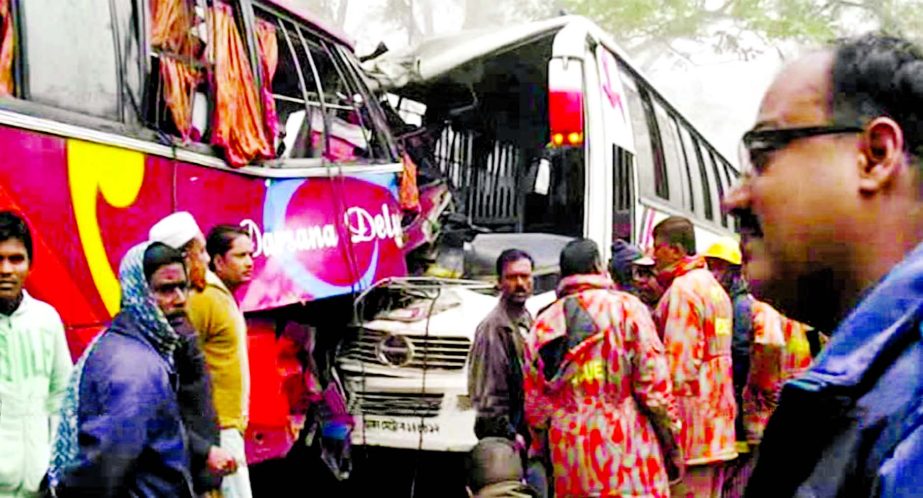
[208, 2, 273, 167]
[255, 20, 280, 146]
[150, 0, 201, 141]
[160, 59, 200, 140]
[399, 152, 421, 212]
[0, 0, 14, 96]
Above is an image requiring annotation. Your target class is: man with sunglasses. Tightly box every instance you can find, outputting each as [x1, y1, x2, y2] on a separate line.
[725, 34, 923, 497]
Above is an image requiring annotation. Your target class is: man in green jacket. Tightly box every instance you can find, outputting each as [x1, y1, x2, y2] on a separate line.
[0, 211, 72, 497]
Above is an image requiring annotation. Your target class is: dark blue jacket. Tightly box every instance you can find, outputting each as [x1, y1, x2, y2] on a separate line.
[173, 320, 221, 494]
[57, 312, 195, 498]
[745, 244, 923, 498]
[729, 280, 754, 443]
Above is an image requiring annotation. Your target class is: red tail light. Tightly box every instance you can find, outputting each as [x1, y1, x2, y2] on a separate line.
[549, 58, 584, 147]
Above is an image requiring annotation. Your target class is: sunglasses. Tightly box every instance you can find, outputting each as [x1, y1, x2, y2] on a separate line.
[740, 125, 864, 174]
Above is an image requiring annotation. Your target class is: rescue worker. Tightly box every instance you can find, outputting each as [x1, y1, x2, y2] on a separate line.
[524, 238, 682, 498]
[0, 211, 72, 498]
[702, 238, 752, 456]
[652, 216, 736, 498]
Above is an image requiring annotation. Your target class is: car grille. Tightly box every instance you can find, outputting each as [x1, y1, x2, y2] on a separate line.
[350, 391, 444, 418]
[339, 328, 471, 370]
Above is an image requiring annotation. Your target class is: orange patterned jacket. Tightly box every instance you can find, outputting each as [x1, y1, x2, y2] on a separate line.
[743, 301, 814, 444]
[524, 274, 682, 498]
[654, 256, 737, 466]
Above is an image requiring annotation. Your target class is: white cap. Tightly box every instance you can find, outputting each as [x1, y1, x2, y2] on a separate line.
[632, 255, 655, 266]
[149, 211, 202, 250]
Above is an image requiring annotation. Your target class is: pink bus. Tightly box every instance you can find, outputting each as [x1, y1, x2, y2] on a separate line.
[0, 0, 412, 465]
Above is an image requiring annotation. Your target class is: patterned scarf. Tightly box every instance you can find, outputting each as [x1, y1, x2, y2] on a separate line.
[49, 242, 181, 486]
[656, 255, 706, 289]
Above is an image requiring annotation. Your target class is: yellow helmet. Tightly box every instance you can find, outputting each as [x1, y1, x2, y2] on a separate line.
[704, 238, 742, 265]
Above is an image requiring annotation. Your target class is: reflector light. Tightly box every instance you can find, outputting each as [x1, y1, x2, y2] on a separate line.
[548, 58, 584, 148]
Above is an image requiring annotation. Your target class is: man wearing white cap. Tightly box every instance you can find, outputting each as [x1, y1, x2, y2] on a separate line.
[149, 212, 240, 497]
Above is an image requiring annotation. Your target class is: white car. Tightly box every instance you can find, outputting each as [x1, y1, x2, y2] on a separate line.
[339, 279, 556, 452]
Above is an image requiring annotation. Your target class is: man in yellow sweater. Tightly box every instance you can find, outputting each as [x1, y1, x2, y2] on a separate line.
[187, 225, 254, 498]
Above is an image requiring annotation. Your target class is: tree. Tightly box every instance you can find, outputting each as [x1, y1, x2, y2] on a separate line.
[560, 0, 923, 63]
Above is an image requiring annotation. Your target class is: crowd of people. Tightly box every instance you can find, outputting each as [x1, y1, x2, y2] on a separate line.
[466, 33, 922, 498]
[0, 210, 255, 497]
[1, 30, 922, 498]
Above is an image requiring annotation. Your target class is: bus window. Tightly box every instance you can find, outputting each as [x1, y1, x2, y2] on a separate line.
[21, 0, 120, 119]
[705, 148, 729, 227]
[335, 45, 399, 161]
[144, 0, 211, 141]
[302, 38, 382, 162]
[0, 0, 14, 96]
[612, 145, 634, 242]
[698, 142, 723, 226]
[693, 136, 717, 222]
[621, 74, 662, 202]
[652, 100, 688, 209]
[257, 14, 323, 159]
[678, 124, 707, 220]
[639, 90, 670, 200]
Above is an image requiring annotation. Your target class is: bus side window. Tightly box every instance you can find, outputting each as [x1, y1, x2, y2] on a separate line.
[300, 37, 384, 163]
[692, 135, 716, 222]
[20, 0, 121, 119]
[335, 46, 398, 162]
[255, 13, 323, 160]
[0, 0, 15, 96]
[639, 90, 670, 201]
[612, 145, 634, 241]
[705, 148, 729, 227]
[143, 0, 212, 142]
[621, 75, 664, 202]
[678, 124, 707, 220]
[652, 100, 688, 210]
[697, 140, 722, 226]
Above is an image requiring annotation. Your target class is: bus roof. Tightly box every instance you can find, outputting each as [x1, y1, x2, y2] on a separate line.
[363, 16, 576, 90]
[364, 15, 738, 173]
[263, 0, 353, 48]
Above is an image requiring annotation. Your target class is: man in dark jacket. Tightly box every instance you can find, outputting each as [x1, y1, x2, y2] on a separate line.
[174, 320, 227, 496]
[50, 242, 196, 497]
[725, 33, 923, 497]
[150, 211, 236, 495]
[468, 249, 535, 444]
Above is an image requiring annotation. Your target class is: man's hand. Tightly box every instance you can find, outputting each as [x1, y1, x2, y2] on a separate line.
[206, 446, 238, 476]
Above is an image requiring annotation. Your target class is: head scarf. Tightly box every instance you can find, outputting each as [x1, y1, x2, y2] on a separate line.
[119, 241, 182, 358]
[49, 242, 180, 486]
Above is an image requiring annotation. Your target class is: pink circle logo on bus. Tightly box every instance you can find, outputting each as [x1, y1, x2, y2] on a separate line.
[376, 334, 415, 367]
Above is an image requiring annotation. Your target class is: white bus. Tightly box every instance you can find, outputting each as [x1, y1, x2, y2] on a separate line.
[338, 15, 740, 453]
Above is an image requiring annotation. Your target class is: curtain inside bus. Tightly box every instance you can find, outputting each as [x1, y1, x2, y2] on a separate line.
[208, 2, 272, 167]
[255, 19, 280, 149]
[151, 0, 202, 140]
[0, 0, 14, 96]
